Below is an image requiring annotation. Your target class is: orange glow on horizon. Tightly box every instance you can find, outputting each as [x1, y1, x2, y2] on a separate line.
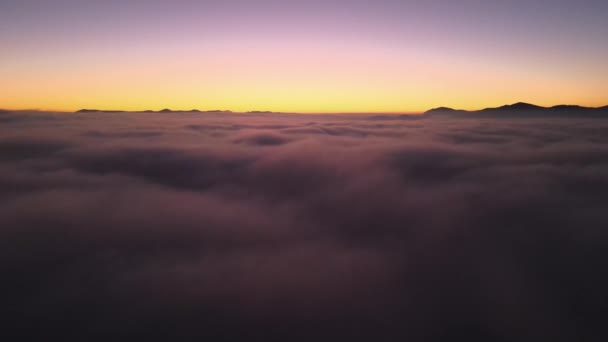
[2, 33, 607, 113]
[2, 1, 607, 113]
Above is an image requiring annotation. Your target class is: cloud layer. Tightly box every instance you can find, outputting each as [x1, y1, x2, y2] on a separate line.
[2, 110, 608, 341]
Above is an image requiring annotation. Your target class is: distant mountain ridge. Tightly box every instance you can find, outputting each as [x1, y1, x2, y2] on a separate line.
[75, 103, 608, 117]
[76, 109, 233, 114]
[425, 102, 608, 117]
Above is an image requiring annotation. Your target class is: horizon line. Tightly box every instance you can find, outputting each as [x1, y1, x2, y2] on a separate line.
[1, 107, 425, 115]
[2, 101, 607, 115]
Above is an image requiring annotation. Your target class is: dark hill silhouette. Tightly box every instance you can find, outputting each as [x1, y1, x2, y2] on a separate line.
[75, 109, 234, 114]
[550, 105, 591, 111]
[76, 109, 102, 113]
[482, 102, 544, 112]
[76, 109, 125, 113]
[432, 107, 459, 112]
[425, 107, 468, 115]
[425, 103, 608, 118]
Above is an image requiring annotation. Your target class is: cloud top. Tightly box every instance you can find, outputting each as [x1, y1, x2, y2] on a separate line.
[1, 110, 608, 341]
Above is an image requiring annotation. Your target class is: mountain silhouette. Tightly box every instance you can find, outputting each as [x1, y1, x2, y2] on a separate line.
[425, 103, 608, 117]
[425, 107, 468, 115]
[482, 102, 544, 112]
[75, 108, 236, 114]
[550, 105, 591, 111]
[76, 109, 125, 113]
[76, 109, 102, 113]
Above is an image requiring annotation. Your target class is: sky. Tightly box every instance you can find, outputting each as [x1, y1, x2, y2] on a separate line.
[1, 0, 607, 113]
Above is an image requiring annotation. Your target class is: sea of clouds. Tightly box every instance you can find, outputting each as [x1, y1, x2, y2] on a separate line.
[1, 110, 608, 341]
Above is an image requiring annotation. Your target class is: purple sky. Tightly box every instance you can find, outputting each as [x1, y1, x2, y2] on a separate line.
[1, 0, 607, 111]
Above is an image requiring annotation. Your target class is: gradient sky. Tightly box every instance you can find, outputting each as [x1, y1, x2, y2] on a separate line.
[1, 0, 607, 113]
